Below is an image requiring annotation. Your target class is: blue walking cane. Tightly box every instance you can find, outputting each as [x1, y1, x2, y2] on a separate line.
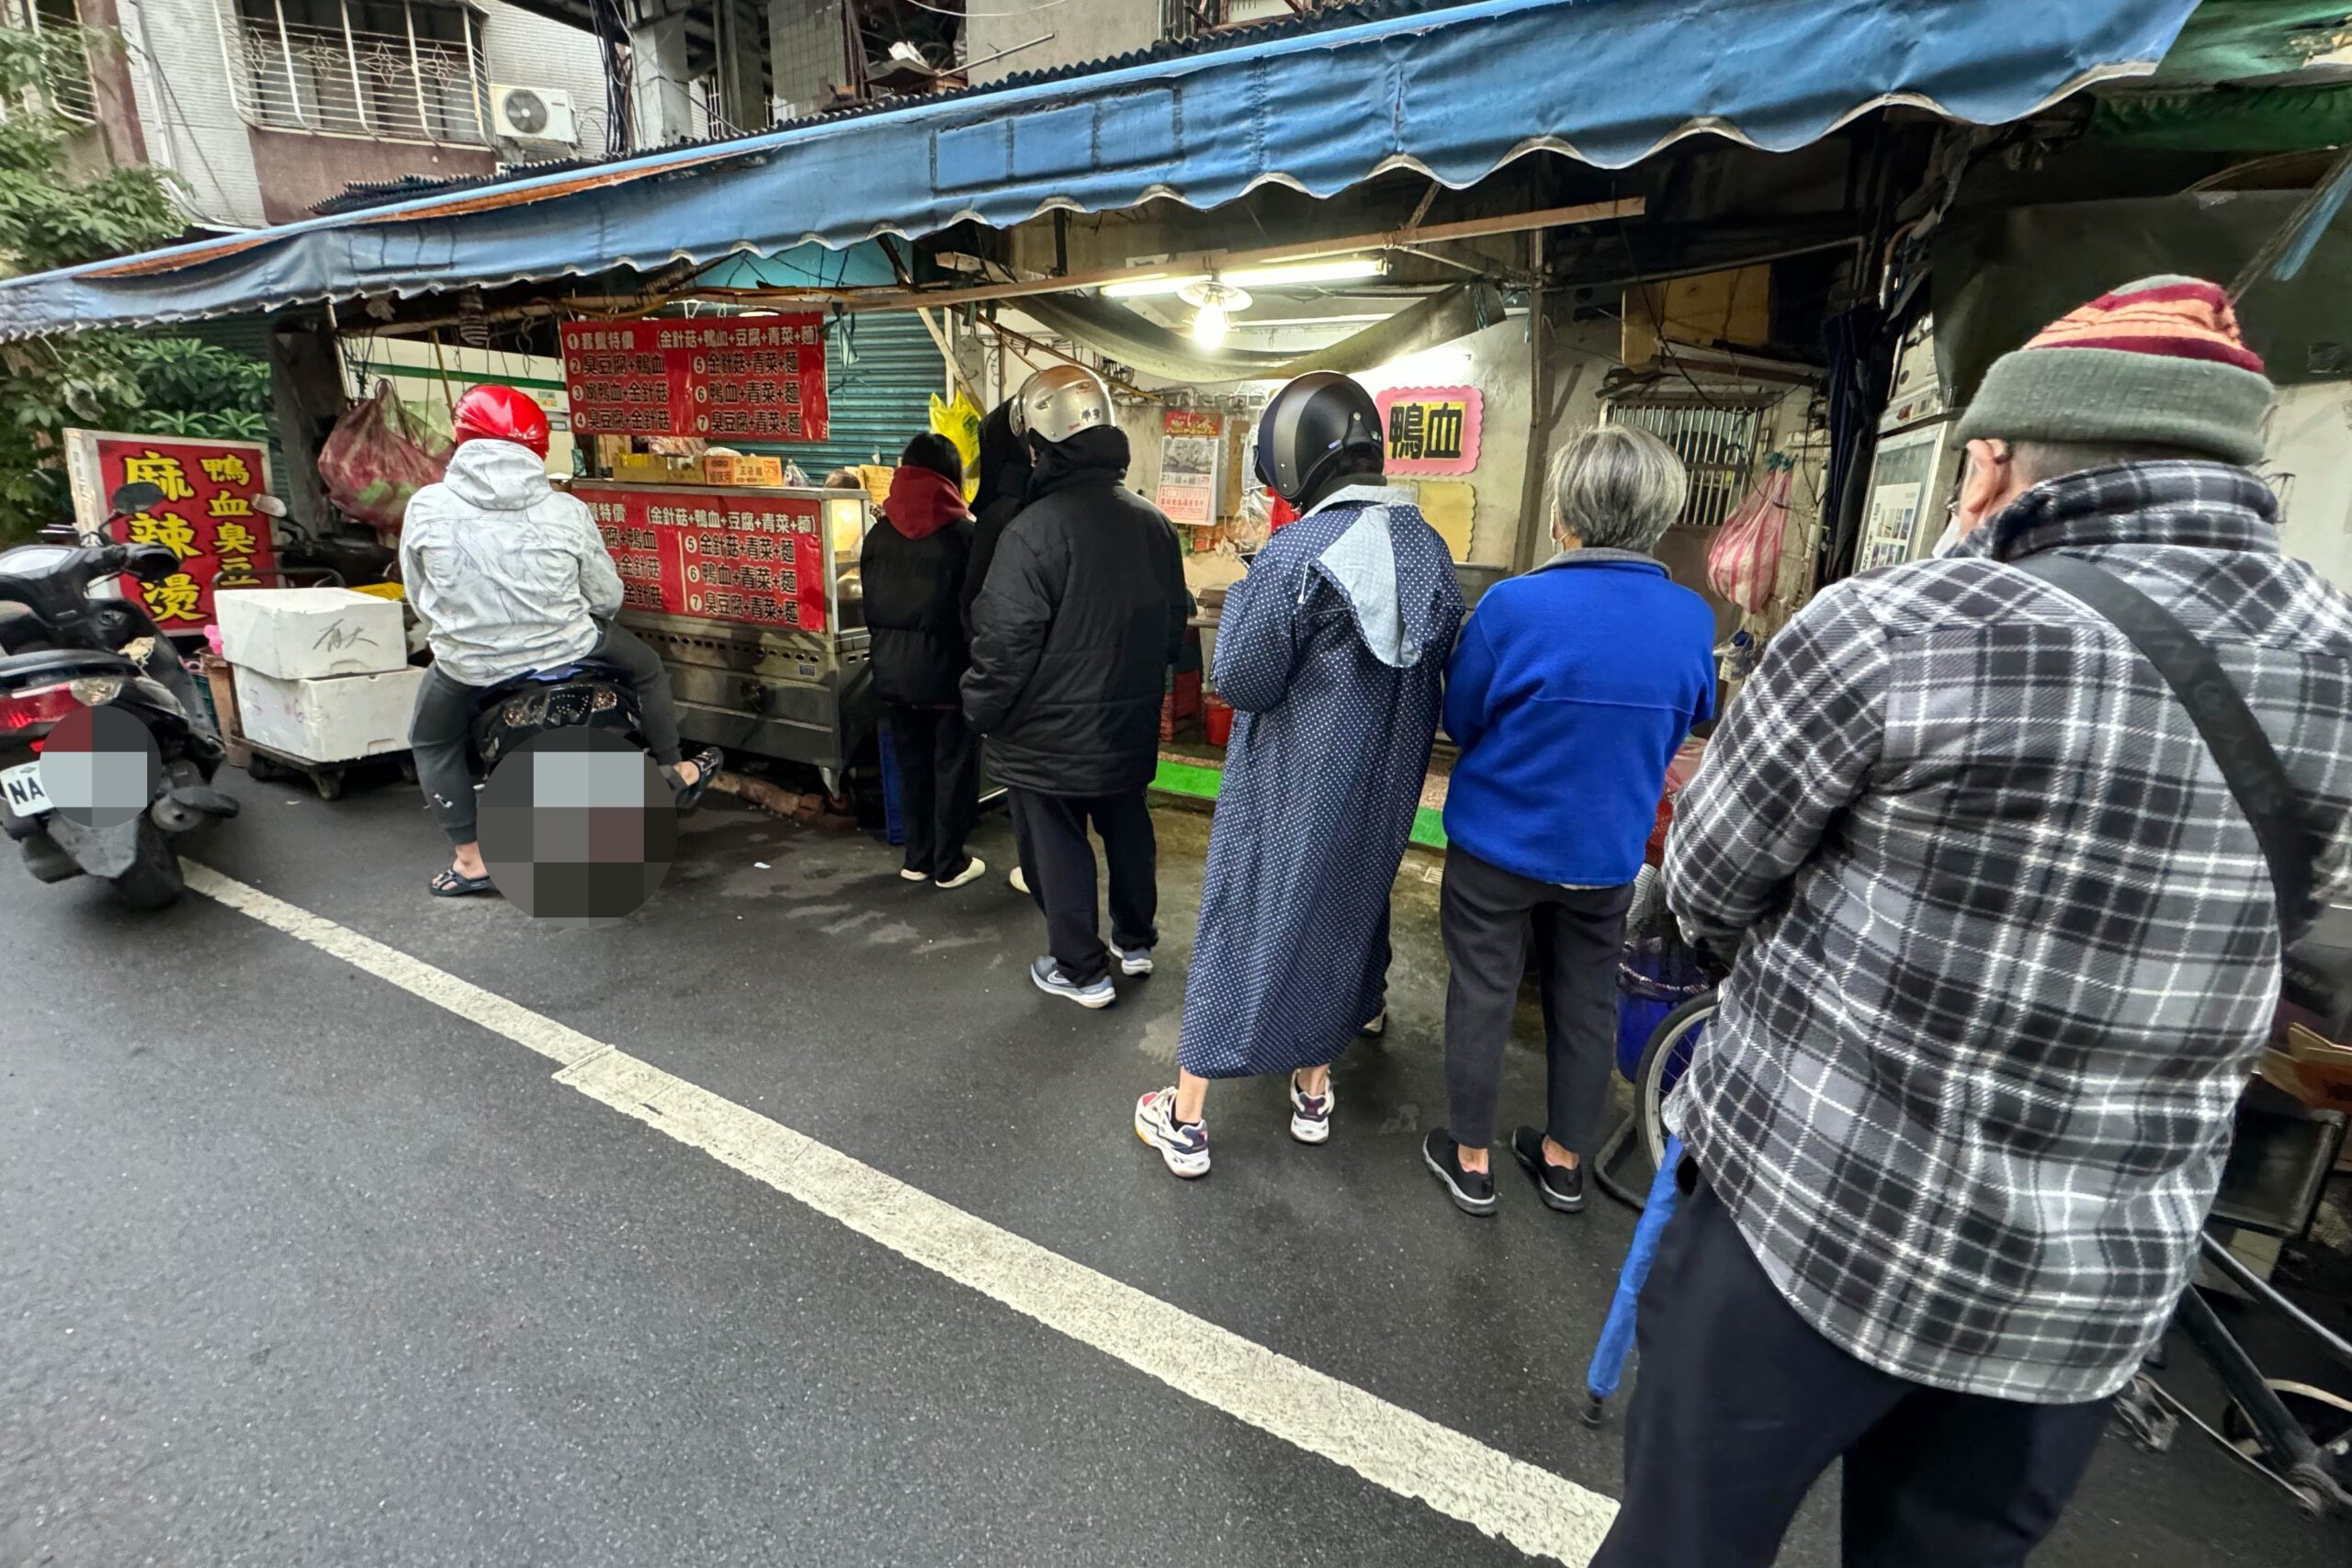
[1582, 1134, 1684, 1428]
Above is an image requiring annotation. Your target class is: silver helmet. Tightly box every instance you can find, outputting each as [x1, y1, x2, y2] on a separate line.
[1016, 364, 1113, 446]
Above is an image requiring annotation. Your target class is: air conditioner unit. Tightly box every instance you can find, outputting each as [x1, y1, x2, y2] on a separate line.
[489, 84, 577, 145]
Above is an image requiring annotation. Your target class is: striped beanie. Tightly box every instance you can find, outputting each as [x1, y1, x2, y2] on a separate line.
[1958, 276, 2274, 465]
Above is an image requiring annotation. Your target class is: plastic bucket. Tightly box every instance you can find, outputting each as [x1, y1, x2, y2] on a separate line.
[1204, 697, 1234, 747]
[1615, 936, 1713, 1080]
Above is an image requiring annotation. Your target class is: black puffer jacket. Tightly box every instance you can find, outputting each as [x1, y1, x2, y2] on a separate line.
[962, 426, 1190, 795]
[861, 465, 973, 706]
[961, 398, 1032, 625]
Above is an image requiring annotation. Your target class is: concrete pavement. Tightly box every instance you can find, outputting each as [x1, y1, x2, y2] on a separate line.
[0, 771, 2337, 1566]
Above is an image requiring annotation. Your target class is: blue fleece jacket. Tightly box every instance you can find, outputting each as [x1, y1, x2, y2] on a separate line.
[1442, 551, 1717, 886]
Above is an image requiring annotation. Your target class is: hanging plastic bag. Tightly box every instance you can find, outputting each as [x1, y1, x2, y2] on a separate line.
[318, 381, 453, 536]
[1706, 462, 1792, 615]
[929, 389, 983, 502]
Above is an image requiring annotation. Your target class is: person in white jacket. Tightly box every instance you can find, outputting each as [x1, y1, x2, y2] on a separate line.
[399, 386, 717, 897]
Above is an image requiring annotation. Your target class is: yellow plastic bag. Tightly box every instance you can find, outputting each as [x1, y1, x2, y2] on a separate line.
[929, 389, 983, 502]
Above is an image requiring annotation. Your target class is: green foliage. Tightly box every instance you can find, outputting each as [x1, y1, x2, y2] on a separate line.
[0, 25, 196, 542]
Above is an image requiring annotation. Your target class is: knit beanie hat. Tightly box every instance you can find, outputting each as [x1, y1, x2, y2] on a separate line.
[1957, 276, 2274, 465]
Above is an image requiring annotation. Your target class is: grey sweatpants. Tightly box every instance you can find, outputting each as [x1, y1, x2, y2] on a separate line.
[408, 622, 683, 845]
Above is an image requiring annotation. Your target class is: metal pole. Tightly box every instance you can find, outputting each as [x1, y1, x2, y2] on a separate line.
[460, 3, 483, 141]
[401, 0, 433, 141]
[271, 0, 307, 126]
[337, 0, 370, 131]
[1513, 228, 1552, 575]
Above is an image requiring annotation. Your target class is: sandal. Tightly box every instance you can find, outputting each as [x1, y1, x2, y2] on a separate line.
[667, 747, 725, 811]
[430, 866, 498, 898]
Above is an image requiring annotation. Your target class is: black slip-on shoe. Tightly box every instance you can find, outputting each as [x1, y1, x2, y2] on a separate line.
[1422, 1129, 1498, 1216]
[1511, 1127, 1586, 1213]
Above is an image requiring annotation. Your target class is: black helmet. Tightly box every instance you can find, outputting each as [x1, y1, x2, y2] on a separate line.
[1255, 371, 1383, 506]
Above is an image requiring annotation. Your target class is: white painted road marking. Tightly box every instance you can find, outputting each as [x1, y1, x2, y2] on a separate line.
[186, 862, 1619, 1562]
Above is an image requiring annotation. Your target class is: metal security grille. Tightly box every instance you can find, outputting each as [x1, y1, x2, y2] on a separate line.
[10, 0, 98, 123]
[1602, 398, 1768, 531]
[232, 0, 486, 144]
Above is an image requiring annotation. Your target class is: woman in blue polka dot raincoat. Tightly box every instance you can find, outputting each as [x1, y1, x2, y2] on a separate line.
[1134, 373, 1464, 1179]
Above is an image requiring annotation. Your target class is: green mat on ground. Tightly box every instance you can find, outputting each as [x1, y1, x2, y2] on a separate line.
[1150, 759, 1449, 851]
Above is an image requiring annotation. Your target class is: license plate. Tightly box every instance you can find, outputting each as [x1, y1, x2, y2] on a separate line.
[1, 760, 51, 819]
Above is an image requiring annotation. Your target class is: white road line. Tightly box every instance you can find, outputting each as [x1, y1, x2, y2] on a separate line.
[184, 862, 1618, 1563]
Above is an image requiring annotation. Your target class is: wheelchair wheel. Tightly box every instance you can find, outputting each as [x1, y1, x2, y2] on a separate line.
[1634, 991, 1716, 1172]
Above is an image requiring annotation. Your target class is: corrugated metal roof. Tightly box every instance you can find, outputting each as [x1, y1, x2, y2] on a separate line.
[0, 0, 2203, 340]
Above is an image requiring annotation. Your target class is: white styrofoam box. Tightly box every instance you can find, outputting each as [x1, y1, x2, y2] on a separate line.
[216, 588, 406, 681]
[234, 666, 424, 764]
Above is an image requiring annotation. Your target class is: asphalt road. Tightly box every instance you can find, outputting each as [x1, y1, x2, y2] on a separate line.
[1, 771, 2342, 1567]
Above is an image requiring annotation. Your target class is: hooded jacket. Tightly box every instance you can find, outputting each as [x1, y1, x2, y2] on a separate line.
[960, 426, 1191, 795]
[960, 398, 1034, 623]
[399, 439, 622, 687]
[861, 465, 975, 707]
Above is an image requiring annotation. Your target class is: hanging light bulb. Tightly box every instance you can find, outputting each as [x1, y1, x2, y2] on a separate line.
[1179, 279, 1251, 348]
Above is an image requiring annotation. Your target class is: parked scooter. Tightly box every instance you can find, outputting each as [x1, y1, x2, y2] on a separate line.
[469, 651, 646, 772]
[0, 481, 240, 908]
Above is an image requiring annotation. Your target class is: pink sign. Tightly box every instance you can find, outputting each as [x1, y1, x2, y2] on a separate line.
[1374, 385, 1483, 476]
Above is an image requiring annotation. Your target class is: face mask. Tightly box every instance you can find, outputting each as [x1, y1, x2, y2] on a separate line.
[1929, 516, 1964, 558]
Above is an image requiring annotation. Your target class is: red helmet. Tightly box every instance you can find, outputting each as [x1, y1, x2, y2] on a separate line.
[452, 385, 550, 458]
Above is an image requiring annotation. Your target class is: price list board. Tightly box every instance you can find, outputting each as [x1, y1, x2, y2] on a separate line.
[560, 316, 830, 441]
[577, 483, 831, 634]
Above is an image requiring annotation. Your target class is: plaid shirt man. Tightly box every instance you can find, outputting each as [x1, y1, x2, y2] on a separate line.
[1665, 460, 2352, 1404]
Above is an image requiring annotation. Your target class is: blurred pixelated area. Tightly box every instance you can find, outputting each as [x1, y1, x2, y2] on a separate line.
[39, 706, 161, 829]
[477, 728, 678, 925]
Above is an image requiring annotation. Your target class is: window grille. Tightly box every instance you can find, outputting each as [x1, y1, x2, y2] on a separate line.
[1601, 398, 1769, 531]
[231, 0, 486, 145]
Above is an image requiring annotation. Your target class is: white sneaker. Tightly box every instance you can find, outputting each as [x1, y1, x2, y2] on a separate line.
[898, 868, 929, 882]
[1135, 1088, 1210, 1178]
[934, 855, 986, 890]
[1288, 1072, 1335, 1145]
[1009, 864, 1030, 895]
[1108, 939, 1154, 976]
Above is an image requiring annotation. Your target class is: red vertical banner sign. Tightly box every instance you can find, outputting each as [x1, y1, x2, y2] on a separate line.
[560, 317, 831, 441]
[62, 429, 278, 632]
[574, 483, 831, 634]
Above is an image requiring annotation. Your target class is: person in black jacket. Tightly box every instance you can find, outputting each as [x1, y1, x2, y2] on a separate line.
[863, 433, 986, 888]
[962, 395, 1037, 896]
[964, 366, 1190, 1009]
[961, 395, 1033, 622]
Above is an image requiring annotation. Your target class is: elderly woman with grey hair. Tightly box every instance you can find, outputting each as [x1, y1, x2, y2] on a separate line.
[1421, 423, 1719, 1217]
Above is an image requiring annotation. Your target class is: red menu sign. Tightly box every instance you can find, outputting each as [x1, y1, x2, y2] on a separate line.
[577, 483, 830, 634]
[560, 317, 830, 441]
[62, 429, 278, 630]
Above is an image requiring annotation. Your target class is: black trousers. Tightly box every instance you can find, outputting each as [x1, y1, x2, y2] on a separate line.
[1592, 1179, 2112, 1568]
[409, 622, 684, 846]
[1440, 846, 1634, 1158]
[888, 705, 979, 879]
[1006, 785, 1158, 987]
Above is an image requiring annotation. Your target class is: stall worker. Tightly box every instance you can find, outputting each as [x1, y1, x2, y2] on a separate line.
[962, 366, 1191, 1008]
[862, 433, 985, 889]
[1132, 372, 1464, 1178]
[1419, 423, 1715, 1217]
[401, 385, 719, 898]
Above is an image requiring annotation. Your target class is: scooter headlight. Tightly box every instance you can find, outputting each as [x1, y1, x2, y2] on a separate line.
[69, 675, 125, 706]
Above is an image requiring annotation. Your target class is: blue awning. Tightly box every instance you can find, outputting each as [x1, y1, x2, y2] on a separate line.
[0, 0, 2199, 340]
